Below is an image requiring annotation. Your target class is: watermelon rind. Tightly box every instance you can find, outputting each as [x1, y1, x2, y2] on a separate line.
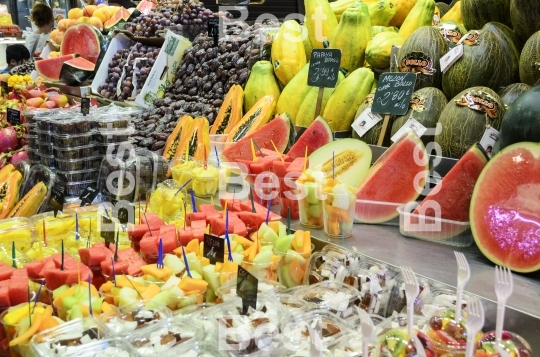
[470, 141, 540, 272]
[287, 116, 333, 160]
[60, 23, 103, 64]
[35, 54, 78, 82]
[59, 57, 96, 85]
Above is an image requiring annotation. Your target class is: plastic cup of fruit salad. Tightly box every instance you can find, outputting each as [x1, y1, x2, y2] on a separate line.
[296, 182, 324, 229]
[241, 249, 282, 281]
[473, 330, 532, 357]
[277, 245, 315, 289]
[425, 308, 467, 356]
[50, 337, 137, 357]
[148, 179, 189, 222]
[322, 183, 357, 239]
[170, 156, 199, 190]
[191, 165, 220, 198]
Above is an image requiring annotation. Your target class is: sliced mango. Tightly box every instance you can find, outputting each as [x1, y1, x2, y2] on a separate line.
[140, 265, 173, 281]
[141, 283, 161, 300]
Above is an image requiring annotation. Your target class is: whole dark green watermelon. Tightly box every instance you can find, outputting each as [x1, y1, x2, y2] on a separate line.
[510, 0, 540, 43]
[391, 87, 448, 147]
[435, 86, 505, 158]
[494, 85, 540, 153]
[482, 22, 521, 87]
[519, 31, 540, 86]
[398, 26, 449, 91]
[442, 30, 506, 99]
[498, 83, 531, 107]
[462, 0, 511, 30]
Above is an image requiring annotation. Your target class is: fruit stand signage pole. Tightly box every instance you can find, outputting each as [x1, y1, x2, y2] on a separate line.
[371, 72, 417, 146]
[307, 49, 342, 119]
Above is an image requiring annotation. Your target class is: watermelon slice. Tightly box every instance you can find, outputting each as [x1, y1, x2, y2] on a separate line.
[9, 273, 27, 306]
[0, 281, 10, 309]
[35, 54, 78, 81]
[186, 212, 207, 226]
[470, 142, 540, 272]
[104, 7, 130, 31]
[140, 233, 158, 256]
[60, 23, 103, 64]
[101, 259, 129, 277]
[256, 148, 292, 162]
[222, 113, 295, 162]
[287, 116, 333, 159]
[219, 194, 242, 211]
[79, 246, 113, 267]
[26, 260, 47, 280]
[102, 248, 146, 276]
[0, 263, 14, 281]
[178, 228, 193, 246]
[239, 201, 281, 221]
[355, 131, 429, 223]
[237, 211, 267, 235]
[59, 57, 96, 85]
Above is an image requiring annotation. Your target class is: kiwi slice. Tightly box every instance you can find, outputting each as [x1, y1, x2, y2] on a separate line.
[380, 329, 407, 357]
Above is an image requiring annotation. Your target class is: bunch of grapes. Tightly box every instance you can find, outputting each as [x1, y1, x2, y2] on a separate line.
[97, 43, 160, 102]
[178, 1, 214, 39]
[126, 7, 181, 37]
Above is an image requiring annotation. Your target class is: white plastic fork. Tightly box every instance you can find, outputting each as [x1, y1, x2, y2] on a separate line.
[495, 266, 513, 342]
[454, 251, 470, 322]
[400, 266, 426, 357]
[355, 307, 374, 357]
[465, 298, 484, 357]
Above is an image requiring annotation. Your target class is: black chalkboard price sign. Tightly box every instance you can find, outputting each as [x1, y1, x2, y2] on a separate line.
[307, 49, 342, 121]
[114, 201, 135, 225]
[100, 215, 116, 245]
[81, 98, 90, 116]
[203, 234, 224, 265]
[208, 18, 219, 47]
[371, 72, 417, 145]
[79, 186, 99, 207]
[50, 186, 65, 217]
[6, 108, 20, 125]
[237, 265, 258, 314]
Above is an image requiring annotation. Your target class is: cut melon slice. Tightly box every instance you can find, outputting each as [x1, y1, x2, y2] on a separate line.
[35, 54, 78, 81]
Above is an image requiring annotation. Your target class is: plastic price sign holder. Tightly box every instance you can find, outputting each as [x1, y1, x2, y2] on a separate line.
[237, 265, 258, 315]
[50, 186, 65, 217]
[6, 108, 20, 125]
[371, 72, 416, 146]
[81, 97, 90, 116]
[308, 49, 342, 120]
[208, 18, 219, 47]
[113, 200, 135, 225]
[203, 233, 224, 265]
[79, 186, 99, 207]
[101, 215, 116, 247]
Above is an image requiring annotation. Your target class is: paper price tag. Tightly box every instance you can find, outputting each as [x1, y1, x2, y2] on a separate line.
[440, 44, 463, 73]
[49, 186, 65, 217]
[6, 108, 20, 125]
[203, 234, 224, 265]
[351, 107, 383, 138]
[237, 266, 258, 315]
[79, 186, 99, 207]
[480, 126, 499, 158]
[391, 118, 427, 142]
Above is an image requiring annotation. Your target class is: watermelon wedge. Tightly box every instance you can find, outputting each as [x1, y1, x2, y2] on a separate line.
[222, 113, 295, 162]
[35, 54, 78, 81]
[287, 116, 333, 159]
[60, 23, 103, 64]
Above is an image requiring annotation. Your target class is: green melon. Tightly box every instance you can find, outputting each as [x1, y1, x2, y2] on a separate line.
[498, 83, 531, 107]
[482, 22, 520, 87]
[397, 26, 449, 91]
[442, 30, 506, 99]
[461, 0, 511, 30]
[435, 86, 505, 159]
[519, 30, 540, 86]
[436, 20, 468, 47]
[391, 87, 448, 147]
[509, 0, 540, 44]
[436, 2, 451, 17]
[494, 85, 540, 153]
[470, 142, 540, 272]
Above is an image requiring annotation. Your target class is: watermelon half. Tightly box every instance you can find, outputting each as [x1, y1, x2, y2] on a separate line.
[59, 57, 96, 85]
[470, 142, 540, 272]
[287, 116, 333, 160]
[60, 23, 103, 64]
[35, 54, 78, 81]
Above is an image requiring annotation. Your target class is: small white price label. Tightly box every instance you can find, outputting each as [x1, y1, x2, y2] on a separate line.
[440, 44, 464, 73]
[480, 126, 499, 157]
[351, 107, 383, 138]
[391, 118, 427, 143]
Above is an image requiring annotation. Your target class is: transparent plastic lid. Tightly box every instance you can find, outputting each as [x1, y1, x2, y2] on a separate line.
[99, 301, 172, 337]
[59, 337, 137, 357]
[294, 281, 361, 320]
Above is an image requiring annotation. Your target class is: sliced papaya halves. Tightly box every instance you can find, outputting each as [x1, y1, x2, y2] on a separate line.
[225, 95, 276, 145]
[163, 115, 193, 163]
[0, 164, 15, 183]
[8, 181, 48, 218]
[0, 170, 23, 219]
[210, 84, 244, 136]
[174, 117, 210, 162]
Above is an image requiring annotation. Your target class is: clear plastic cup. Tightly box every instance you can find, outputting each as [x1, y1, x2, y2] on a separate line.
[247, 172, 281, 207]
[276, 244, 315, 289]
[296, 182, 324, 228]
[170, 157, 199, 190]
[52, 337, 137, 357]
[241, 254, 282, 281]
[322, 188, 357, 238]
[167, 287, 206, 311]
[216, 278, 284, 303]
[191, 165, 220, 198]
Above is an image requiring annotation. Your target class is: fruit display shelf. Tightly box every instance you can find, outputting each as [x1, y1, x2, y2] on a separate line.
[293, 220, 540, 353]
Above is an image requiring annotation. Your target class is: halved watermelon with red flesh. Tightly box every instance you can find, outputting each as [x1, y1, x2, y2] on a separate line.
[104, 7, 130, 30]
[355, 131, 429, 223]
[287, 116, 333, 160]
[137, 0, 156, 14]
[35, 54, 78, 81]
[470, 142, 540, 272]
[414, 144, 489, 222]
[60, 57, 96, 85]
[60, 23, 103, 64]
[222, 113, 295, 162]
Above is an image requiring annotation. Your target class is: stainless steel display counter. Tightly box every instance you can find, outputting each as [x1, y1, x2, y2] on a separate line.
[289, 220, 540, 352]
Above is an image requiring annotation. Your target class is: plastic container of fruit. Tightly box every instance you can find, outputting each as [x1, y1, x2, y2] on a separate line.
[17, 164, 55, 213]
[53, 144, 97, 160]
[57, 169, 99, 182]
[96, 142, 131, 156]
[275, 293, 313, 317]
[94, 127, 135, 144]
[386, 272, 432, 316]
[38, 142, 54, 155]
[127, 318, 202, 356]
[55, 156, 102, 171]
[174, 303, 219, 343]
[54, 337, 137, 357]
[398, 203, 474, 247]
[302, 251, 349, 286]
[354, 199, 401, 226]
[36, 129, 52, 143]
[58, 180, 98, 197]
[0, 217, 34, 262]
[24, 134, 39, 149]
[90, 115, 130, 129]
[30, 317, 109, 357]
[50, 117, 91, 134]
[27, 147, 40, 162]
[421, 287, 472, 319]
[52, 132, 94, 148]
[340, 266, 390, 318]
[294, 281, 361, 320]
[99, 301, 172, 337]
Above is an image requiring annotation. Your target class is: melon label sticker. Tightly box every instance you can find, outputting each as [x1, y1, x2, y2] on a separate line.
[351, 107, 382, 138]
[391, 118, 427, 142]
[440, 44, 463, 73]
[399, 51, 436, 75]
[79, 186, 99, 207]
[114, 201, 135, 225]
[81, 97, 90, 116]
[410, 93, 427, 112]
[455, 90, 499, 119]
[6, 108, 20, 125]
[203, 234, 224, 265]
[100, 215, 116, 244]
[372, 72, 416, 116]
[438, 23, 463, 46]
[237, 265, 258, 315]
[480, 127, 499, 158]
[308, 49, 342, 88]
[50, 186, 65, 217]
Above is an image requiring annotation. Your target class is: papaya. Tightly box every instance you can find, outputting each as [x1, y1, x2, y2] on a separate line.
[322, 67, 375, 131]
[243, 61, 280, 114]
[366, 0, 397, 26]
[365, 31, 405, 69]
[225, 96, 276, 144]
[271, 20, 307, 86]
[304, 0, 339, 49]
[163, 115, 193, 163]
[0, 170, 22, 219]
[295, 71, 345, 127]
[276, 63, 311, 123]
[8, 181, 48, 218]
[390, 0, 418, 26]
[329, 1, 371, 73]
[440, 0, 462, 23]
[398, 0, 436, 39]
[371, 25, 399, 37]
[173, 117, 210, 162]
[302, 25, 313, 60]
[0, 164, 15, 182]
[210, 85, 243, 136]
